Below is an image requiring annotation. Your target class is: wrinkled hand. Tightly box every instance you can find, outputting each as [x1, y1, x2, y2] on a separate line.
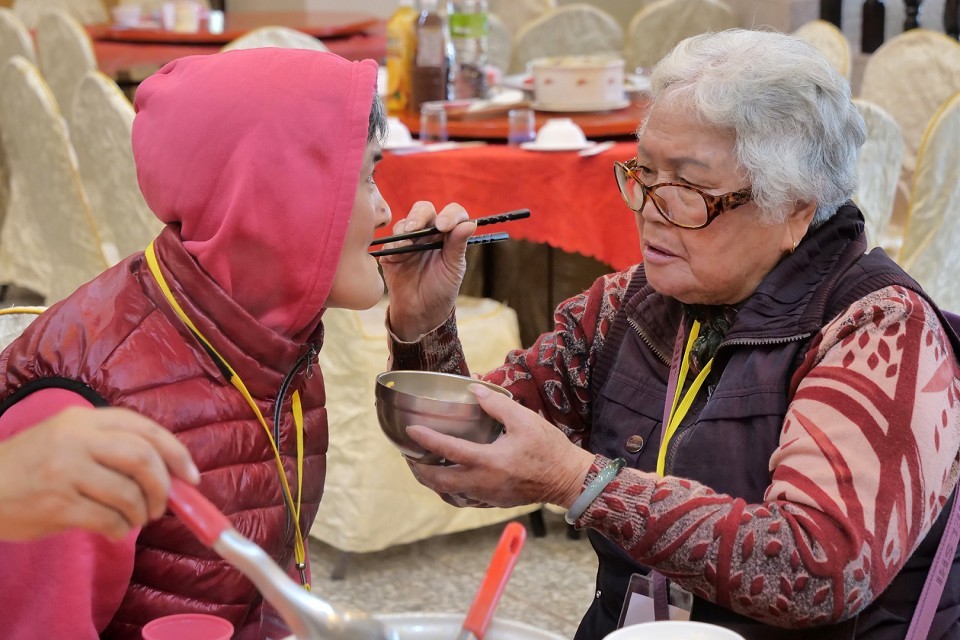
[379, 201, 476, 341]
[405, 384, 595, 509]
[0, 407, 200, 541]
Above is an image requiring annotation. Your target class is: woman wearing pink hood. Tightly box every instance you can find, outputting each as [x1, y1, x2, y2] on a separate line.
[0, 48, 391, 638]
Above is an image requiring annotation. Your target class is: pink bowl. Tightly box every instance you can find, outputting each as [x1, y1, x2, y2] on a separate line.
[142, 613, 234, 640]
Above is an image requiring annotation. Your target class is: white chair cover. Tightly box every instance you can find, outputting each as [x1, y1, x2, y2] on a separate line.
[487, 13, 512, 74]
[220, 26, 330, 52]
[898, 90, 960, 311]
[71, 71, 163, 263]
[859, 29, 960, 179]
[510, 4, 624, 74]
[311, 295, 539, 554]
[0, 57, 109, 303]
[624, 0, 738, 72]
[793, 19, 851, 81]
[12, 0, 107, 28]
[490, 0, 556, 37]
[0, 8, 36, 66]
[0, 306, 45, 349]
[852, 98, 903, 250]
[35, 10, 97, 129]
[557, 0, 659, 31]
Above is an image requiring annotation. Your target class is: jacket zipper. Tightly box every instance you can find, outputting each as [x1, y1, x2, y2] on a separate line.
[661, 332, 814, 476]
[627, 317, 671, 365]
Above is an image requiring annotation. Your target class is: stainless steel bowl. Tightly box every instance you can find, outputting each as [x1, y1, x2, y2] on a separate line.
[375, 370, 512, 465]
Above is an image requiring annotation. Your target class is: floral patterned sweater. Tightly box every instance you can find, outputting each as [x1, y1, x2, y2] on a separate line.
[390, 265, 960, 626]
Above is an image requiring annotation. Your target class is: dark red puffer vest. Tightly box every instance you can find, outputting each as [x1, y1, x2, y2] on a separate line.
[0, 228, 329, 638]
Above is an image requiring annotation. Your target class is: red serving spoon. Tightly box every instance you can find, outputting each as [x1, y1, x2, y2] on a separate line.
[457, 521, 528, 640]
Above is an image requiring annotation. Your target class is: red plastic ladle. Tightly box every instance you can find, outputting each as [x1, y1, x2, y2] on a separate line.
[457, 521, 528, 640]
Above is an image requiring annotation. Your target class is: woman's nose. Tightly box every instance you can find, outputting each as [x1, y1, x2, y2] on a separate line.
[375, 196, 392, 229]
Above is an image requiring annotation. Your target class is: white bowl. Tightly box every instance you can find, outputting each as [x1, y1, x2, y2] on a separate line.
[530, 55, 625, 110]
[603, 620, 746, 640]
[385, 116, 418, 149]
[377, 613, 565, 640]
[533, 118, 588, 149]
[111, 5, 142, 27]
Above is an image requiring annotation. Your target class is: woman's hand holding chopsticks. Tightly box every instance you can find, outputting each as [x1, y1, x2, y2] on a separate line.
[378, 202, 476, 341]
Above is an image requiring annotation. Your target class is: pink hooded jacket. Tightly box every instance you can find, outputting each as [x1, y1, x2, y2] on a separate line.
[0, 48, 379, 639]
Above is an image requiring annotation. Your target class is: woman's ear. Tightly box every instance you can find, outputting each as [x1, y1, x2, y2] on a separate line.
[787, 200, 818, 247]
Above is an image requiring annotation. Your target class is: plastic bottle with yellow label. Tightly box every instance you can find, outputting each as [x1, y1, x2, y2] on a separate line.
[385, 0, 418, 114]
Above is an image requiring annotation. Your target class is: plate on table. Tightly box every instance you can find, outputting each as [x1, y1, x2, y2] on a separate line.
[519, 140, 597, 152]
[501, 73, 651, 95]
[530, 98, 631, 113]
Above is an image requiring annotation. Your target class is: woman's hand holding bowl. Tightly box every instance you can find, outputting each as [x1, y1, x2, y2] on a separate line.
[380, 201, 476, 341]
[405, 383, 596, 509]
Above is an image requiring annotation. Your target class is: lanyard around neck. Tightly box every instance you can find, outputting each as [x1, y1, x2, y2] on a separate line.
[145, 241, 310, 589]
[656, 320, 714, 476]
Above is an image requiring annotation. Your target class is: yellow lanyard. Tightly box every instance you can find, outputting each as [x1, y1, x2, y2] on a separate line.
[656, 321, 714, 476]
[145, 241, 310, 590]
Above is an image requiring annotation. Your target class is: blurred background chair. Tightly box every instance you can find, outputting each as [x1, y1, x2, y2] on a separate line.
[312, 295, 539, 578]
[0, 8, 36, 67]
[12, 0, 107, 28]
[0, 306, 44, 349]
[561, 0, 660, 32]
[220, 25, 331, 52]
[71, 70, 162, 263]
[793, 19, 851, 81]
[624, 0, 738, 73]
[0, 57, 109, 304]
[487, 13, 512, 75]
[35, 10, 97, 132]
[858, 29, 960, 246]
[489, 0, 556, 38]
[897, 90, 960, 310]
[510, 3, 624, 73]
[852, 98, 904, 250]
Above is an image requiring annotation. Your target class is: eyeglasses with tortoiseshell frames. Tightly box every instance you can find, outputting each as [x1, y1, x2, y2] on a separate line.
[613, 157, 753, 229]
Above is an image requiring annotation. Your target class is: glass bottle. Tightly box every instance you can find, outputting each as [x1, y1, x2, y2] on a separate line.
[447, 0, 489, 100]
[385, 0, 419, 114]
[411, 0, 451, 110]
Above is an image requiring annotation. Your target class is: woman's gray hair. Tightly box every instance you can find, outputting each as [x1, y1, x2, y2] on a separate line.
[646, 29, 866, 226]
[368, 92, 388, 146]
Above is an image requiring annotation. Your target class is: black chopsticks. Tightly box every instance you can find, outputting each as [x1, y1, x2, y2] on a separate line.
[369, 208, 530, 247]
[370, 232, 510, 257]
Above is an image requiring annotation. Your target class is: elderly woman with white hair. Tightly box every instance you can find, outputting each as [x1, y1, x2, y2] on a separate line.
[380, 29, 960, 639]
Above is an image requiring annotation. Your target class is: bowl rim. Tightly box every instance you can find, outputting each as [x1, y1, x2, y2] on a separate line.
[376, 370, 513, 403]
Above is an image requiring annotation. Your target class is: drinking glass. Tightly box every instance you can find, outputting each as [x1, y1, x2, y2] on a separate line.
[419, 103, 448, 143]
[507, 108, 536, 146]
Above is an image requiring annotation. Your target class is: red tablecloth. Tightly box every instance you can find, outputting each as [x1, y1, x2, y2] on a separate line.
[374, 142, 642, 271]
[93, 24, 386, 82]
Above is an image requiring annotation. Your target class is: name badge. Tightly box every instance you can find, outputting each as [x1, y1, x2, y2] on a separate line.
[618, 571, 694, 628]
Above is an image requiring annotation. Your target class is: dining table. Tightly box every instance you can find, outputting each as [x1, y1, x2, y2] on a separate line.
[90, 12, 386, 90]
[375, 130, 643, 346]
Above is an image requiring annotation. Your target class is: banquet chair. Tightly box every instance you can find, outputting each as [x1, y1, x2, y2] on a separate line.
[35, 10, 97, 132]
[71, 71, 163, 263]
[558, 0, 659, 31]
[793, 19, 851, 81]
[220, 26, 330, 53]
[311, 295, 541, 578]
[510, 4, 624, 74]
[12, 0, 106, 29]
[487, 13, 512, 74]
[0, 306, 44, 350]
[624, 0, 738, 73]
[897, 90, 960, 310]
[489, 0, 555, 38]
[852, 98, 904, 250]
[0, 57, 110, 304]
[859, 29, 960, 245]
[0, 8, 36, 67]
